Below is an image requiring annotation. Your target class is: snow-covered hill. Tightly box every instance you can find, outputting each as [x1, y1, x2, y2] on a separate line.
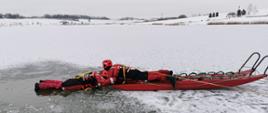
[142, 9, 268, 26]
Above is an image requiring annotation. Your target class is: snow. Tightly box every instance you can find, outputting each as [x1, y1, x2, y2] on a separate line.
[0, 18, 143, 27]
[144, 15, 268, 26]
[142, 16, 209, 25]
[142, 9, 268, 26]
[0, 19, 64, 27]
[0, 25, 267, 72]
[0, 22, 268, 113]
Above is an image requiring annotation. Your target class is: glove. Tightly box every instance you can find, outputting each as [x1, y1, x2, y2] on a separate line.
[74, 71, 92, 80]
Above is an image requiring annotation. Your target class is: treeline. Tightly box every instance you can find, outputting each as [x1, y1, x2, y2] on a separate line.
[0, 13, 110, 20]
[144, 14, 187, 22]
[157, 14, 187, 21]
[237, 9, 246, 17]
[0, 13, 25, 19]
[43, 14, 109, 20]
[209, 12, 219, 18]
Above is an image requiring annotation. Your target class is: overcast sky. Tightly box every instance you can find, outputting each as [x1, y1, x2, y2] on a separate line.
[0, 0, 267, 18]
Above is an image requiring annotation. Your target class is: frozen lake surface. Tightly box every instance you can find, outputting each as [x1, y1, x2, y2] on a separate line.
[0, 25, 267, 113]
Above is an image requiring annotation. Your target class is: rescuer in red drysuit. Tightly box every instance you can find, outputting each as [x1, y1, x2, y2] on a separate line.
[34, 60, 176, 92]
[92, 59, 176, 88]
[35, 71, 98, 91]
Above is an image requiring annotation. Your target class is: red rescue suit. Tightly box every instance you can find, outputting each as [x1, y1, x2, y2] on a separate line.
[94, 64, 172, 86]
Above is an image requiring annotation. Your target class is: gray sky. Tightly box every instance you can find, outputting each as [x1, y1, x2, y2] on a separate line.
[0, 0, 267, 18]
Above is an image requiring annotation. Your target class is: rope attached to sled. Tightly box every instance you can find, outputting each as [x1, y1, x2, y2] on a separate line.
[177, 76, 268, 97]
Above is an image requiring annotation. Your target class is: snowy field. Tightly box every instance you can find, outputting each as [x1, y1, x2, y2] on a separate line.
[0, 25, 268, 113]
[0, 18, 143, 27]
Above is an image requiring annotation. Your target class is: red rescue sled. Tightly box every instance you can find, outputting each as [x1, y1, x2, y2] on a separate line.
[112, 70, 267, 91]
[112, 52, 268, 91]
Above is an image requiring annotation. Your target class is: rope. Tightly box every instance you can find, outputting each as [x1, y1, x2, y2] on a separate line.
[243, 66, 252, 69]
[180, 78, 233, 89]
[176, 76, 268, 97]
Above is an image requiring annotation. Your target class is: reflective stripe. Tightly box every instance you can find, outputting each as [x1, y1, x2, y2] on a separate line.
[110, 78, 114, 84]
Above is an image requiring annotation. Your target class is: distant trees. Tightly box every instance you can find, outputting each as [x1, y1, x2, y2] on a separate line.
[215, 12, 219, 17]
[143, 14, 187, 23]
[43, 14, 109, 20]
[119, 17, 136, 20]
[156, 15, 187, 21]
[0, 13, 109, 20]
[237, 9, 241, 17]
[43, 14, 88, 20]
[226, 6, 248, 18]
[237, 9, 247, 17]
[241, 9, 246, 15]
[178, 14, 187, 19]
[247, 4, 258, 15]
[153, 13, 187, 21]
[209, 12, 219, 18]
[227, 12, 236, 18]
[119, 17, 146, 21]
[0, 13, 25, 19]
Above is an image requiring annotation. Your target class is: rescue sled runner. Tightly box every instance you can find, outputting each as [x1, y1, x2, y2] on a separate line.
[35, 52, 268, 94]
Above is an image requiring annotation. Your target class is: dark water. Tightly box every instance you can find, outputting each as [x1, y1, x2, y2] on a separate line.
[0, 61, 157, 113]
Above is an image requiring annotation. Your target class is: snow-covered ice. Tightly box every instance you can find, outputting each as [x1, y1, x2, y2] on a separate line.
[0, 25, 267, 71]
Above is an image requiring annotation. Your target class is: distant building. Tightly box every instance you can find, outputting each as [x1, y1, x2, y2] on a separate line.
[208, 12, 219, 18]
[241, 9, 247, 16]
[237, 9, 242, 17]
[216, 12, 219, 17]
[209, 13, 212, 18]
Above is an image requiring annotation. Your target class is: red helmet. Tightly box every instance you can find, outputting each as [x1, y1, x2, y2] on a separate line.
[102, 59, 113, 70]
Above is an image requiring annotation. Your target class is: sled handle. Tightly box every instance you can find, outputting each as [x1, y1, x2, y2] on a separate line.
[208, 71, 216, 75]
[264, 66, 268, 75]
[198, 72, 207, 76]
[174, 73, 187, 77]
[179, 73, 188, 76]
[189, 72, 197, 76]
[216, 71, 224, 75]
[239, 52, 261, 74]
[253, 55, 268, 75]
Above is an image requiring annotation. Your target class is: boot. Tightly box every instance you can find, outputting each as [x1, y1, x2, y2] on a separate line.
[166, 75, 176, 90]
[148, 71, 176, 90]
[37, 81, 62, 90]
[35, 83, 40, 91]
[40, 80, 62, 83]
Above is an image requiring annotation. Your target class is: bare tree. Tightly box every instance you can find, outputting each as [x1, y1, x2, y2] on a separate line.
[247, 4, 258, 15]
